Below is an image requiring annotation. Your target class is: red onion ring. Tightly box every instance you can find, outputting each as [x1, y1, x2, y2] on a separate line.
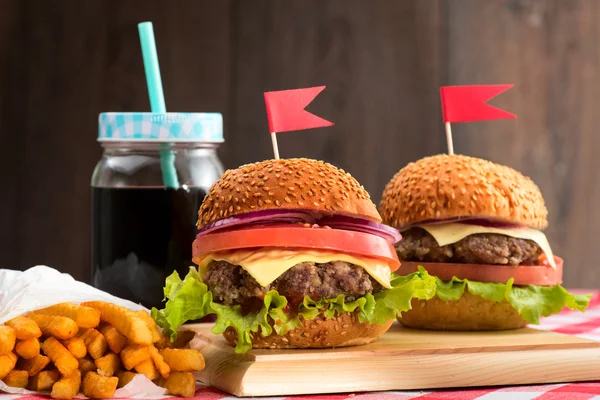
[319, 215, 402, 243]
[197, 209, 402, 243]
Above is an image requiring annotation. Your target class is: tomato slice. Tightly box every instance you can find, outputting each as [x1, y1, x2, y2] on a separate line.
[397, 256, 563, 286]
[193, 226, 400, 271]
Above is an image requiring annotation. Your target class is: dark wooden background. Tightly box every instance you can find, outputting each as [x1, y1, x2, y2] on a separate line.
[1, 0, 599, 288]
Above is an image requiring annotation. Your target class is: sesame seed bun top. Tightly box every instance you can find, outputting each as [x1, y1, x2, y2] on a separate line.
[197, 158, 381, 228]
[379, 154, 548, 230]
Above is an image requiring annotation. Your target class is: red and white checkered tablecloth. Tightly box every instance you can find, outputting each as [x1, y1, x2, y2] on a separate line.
[3, 291, 600, 400]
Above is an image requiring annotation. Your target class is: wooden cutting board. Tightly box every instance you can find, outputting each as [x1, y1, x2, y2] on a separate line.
[186, 322, 600, 397]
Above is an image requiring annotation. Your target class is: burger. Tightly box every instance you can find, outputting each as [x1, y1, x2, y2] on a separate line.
[380, 154, 590, 330]
[152, 158, 435, 353]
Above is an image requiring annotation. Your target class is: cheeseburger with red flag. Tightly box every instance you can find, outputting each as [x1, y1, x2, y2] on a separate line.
[152, 158, 435, 353]
[380, 154, 590, 330]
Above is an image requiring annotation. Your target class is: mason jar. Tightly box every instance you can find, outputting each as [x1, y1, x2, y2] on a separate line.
[91, 112, 224, 309]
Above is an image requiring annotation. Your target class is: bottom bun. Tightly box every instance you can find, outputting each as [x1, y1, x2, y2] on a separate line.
[399, 291, 527, 330]
[223, 312, 393, 349]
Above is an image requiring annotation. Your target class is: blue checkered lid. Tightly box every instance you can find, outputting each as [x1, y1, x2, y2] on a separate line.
[98, 112, 223, 143]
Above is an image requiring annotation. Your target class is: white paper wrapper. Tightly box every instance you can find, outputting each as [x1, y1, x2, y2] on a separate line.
[0, 266, 170, 398]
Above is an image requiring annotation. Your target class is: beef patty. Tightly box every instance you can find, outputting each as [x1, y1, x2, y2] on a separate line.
[396, 228, 542, 265]
[203, 260, 385, 306]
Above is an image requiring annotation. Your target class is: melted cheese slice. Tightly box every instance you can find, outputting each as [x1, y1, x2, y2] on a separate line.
[197, 248, 393, 289]
[418, 223, 556, 268]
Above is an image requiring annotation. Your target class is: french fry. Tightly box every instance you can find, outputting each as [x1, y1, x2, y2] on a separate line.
[79, 328, 107, 359]
[61, 337, 86, 359]
[99, 324, 127, 354]
[149, 345, 170, 378]
[82, 302, 152, 345]
[78, 357, 96, 375]
[15, 338, 40, 359]
[28, 313, 78, 340]
[120, 344, 150, 370]
[116, 370, 138, 388]
[95, 352, 121, 377]
[134, 310, 162, 343]
[50, 369, 81, 400]
[156, 330, 195, 350]
[5, 316, 41, 340]
[28, 369, 60, 391]
[18, 354, 49, 376]
[134, 359, 159, 380]
[3, 369, 29, 388]
[0, 325, 16, 355]
[36, 303, 101, 329]
[160, 348, 205, 372]
[82, 371, 118, 399]
[4, 369, 28, 388]
[0, 352, 17, 379]
[157, 371, 196, 398]
[41, 337, 78, 377]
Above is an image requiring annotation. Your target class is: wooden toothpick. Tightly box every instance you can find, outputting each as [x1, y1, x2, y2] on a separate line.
[270, 132, 280, 160]
[445, 122, 454, 155]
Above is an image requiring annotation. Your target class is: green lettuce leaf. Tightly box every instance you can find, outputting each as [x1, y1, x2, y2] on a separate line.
[367, 271, 437, 324]
[211, 290, 301, 353]
[152, 268, 436, 354]
[426, 266, 591, 324]
[151, 267, 213, 340]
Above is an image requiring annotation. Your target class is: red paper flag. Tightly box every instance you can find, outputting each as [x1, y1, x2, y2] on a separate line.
[440, 84, 517, 123]
[264, 86, 334, 133]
